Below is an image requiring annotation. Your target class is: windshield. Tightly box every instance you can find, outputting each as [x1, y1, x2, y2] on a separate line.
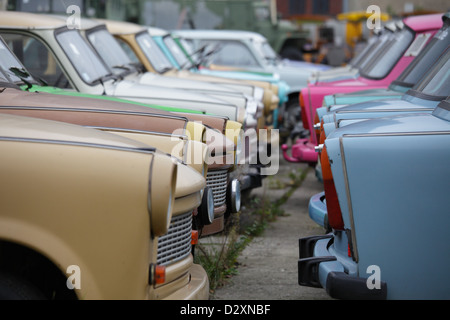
[56, 29, 110, 84]
[136, 31, 173, 73]
[392, 23, 450, 88]
[409, 46, 450, 99]
[87, 28, 135, 76]
[0, 38, 35, 84]
[163, 35, 190, 68]
[360, 27, 415, 79]
[253, 39, 277, 65]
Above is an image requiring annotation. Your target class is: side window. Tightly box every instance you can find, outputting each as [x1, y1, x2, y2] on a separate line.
[205, 40, 259, 67]
[0, 32, 72, 88]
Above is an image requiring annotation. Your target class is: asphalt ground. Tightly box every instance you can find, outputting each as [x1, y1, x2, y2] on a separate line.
[200, 152, 333, 300]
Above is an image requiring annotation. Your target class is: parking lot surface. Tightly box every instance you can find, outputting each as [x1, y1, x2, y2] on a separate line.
[208, 154, 333, 300]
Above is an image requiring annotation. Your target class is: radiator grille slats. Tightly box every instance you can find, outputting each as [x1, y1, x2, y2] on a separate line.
[157, 211, 192, 266]
[207, 170, 228, 207]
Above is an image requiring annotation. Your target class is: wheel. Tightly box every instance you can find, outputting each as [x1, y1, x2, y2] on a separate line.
[0, 271, 46, 300]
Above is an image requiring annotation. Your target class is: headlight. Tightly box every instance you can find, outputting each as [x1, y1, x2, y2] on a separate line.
[198, 187, 215, 225]
[148, 153, 177, 237]
[227, 179, 241, 214]
[235, 130, 243, 166]
[185, 140, 209, 179]
[186, 121, 207, 144]
[225, 120, 244, 166]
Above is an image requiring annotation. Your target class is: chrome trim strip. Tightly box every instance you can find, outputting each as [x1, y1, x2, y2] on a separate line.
[336, 108, 433, 114]
[342, 131, 450, 138]
[339, 137, 359, 263]
[0, 136, 156, 154]
[0, 106, 190, 121]
[87, 126, 188, 139]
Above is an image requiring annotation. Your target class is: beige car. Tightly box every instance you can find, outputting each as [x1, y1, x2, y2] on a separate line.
[0, 27, 243, 237]
[0, 84, 241, 237]
[0, 112, 209, 300]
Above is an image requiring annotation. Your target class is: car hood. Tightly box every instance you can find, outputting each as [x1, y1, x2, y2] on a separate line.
[327, 112, 448, 140]
[0, 112, 154, 150]
[138, 72, 241, 95]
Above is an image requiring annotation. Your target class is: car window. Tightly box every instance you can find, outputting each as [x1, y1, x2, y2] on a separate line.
[115, 38, 140, 64]
[361, 27, 415, 79]
[87, 28, 135, 76]
[0, 32, 71, 88]
[136, 32, 174, 72]
[394, 23, 450, 88]
[163, 35, 190, 68]
[202, 40, 259, 67]
[56, 29, 111, 85]
[413, 47, 450, 98]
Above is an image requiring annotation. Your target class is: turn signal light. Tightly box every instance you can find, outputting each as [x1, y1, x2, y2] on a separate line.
[191, 230, 199, 245]
[150, 264, 166, 285]
[319, 121, 326, 145]
[321, 146, 344, 230]
[154, 265, 166, 285]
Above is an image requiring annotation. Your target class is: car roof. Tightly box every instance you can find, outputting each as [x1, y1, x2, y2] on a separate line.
[0, 11, 66, 29]
[172, 29, 268, 42]
[403, 13, 444, 32]
[98, 19, 146, 35]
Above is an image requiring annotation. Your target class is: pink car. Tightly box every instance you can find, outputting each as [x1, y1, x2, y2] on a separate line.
[282, 13, 443, 163]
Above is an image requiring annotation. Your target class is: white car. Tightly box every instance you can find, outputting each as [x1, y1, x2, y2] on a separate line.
[0, 11, 247, 125]
[173, 29, 319, 130]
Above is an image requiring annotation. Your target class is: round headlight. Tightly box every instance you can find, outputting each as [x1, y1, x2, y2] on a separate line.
[228, 179, 241, 214]
[148, 153, 177, 237]
[199, 187, 215, 225]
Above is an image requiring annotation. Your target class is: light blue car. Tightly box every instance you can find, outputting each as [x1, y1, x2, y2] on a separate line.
[300, 96, 450, 300]
[299, 57, 450, 299]
[310, 45, 450, 230]
[318, 13, 450, 117]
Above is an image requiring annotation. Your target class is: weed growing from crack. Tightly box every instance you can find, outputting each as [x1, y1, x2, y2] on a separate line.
[194, 166, 310, 292]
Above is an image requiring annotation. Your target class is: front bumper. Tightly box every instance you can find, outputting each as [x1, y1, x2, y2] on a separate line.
[308, 192, 328, 229]
[298, 235, 387, 300]
[161, 264, 210, 300]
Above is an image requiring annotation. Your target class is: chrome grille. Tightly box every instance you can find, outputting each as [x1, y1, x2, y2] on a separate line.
[157, 211, 192, 266]
[207, 169, 228, 207]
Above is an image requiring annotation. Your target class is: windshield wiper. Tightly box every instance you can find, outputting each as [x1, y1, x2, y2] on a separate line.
[9, 67, 36, 90]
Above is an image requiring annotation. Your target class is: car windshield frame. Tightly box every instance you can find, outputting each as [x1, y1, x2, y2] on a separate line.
[406, 46, 450, 101]
[252, 38, 277, 66]
[85, 25, 137, 77]
[360, 25, 415, 80]
[54, 27, 114, 86]
[431, 96, 450, 121]
[390, 22, 450, 89]
[136, 30, 174, 73]
[0, 36, 36, 85]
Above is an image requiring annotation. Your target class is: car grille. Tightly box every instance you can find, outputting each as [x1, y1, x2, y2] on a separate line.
[207, 169, 228, 207]
[157, 211, 192, 266]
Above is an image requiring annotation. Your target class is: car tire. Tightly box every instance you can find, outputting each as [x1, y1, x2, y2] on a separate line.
[0, 271, 46, 300]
